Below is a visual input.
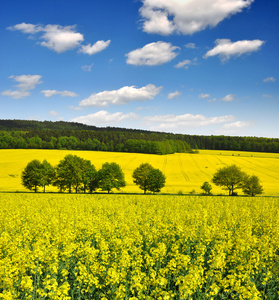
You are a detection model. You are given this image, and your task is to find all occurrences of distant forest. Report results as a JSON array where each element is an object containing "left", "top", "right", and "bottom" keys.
[{"left": 0, "top": 119, "right": 279, "bottom": 154}]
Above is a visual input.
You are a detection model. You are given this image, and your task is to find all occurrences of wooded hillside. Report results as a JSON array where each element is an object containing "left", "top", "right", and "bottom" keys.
[{"left": 0, "top": 119, "right": 278, "bottom": 153}]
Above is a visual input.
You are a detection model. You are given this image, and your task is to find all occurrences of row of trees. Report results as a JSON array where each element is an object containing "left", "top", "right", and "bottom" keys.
[
  {"left": 1, "top": 119, "right": 279, "bottom": 153},
  {"left": 21, "top": 155, "right": 166, "bottom": 194},
  {"left": 201, "top": 164, "right": 264, "bottom": 196},
  {"left": 0, "top": 132, "right": 194, "bottom": 155}
]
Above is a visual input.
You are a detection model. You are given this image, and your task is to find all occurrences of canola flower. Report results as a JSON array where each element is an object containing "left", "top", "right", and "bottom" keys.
[
  {"left": 0, "top": 193, "right": 279, "bottom": 299},
  {"left": 1, "top": 149, "right": 279, "bottom": 195}
]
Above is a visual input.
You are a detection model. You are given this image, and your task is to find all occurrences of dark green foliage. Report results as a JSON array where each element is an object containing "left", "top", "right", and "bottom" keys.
[
  {"left": 146, "top": 169, "right": 166, "bottom": 194},
  {"left": 200, "top": 181, "right": 212, "bottom": 195},
  {"left": 133, "top": 163, "right": 166, "bottom": 194},
  {"left": 80, "top": 161, "right": 97, "bottom": 193},
  {"left": 40, "top": 160, "right": 55, "bottom": 193},
  {"left": 21, "top": 159, "right": 54, "bottom": 192},
  {"left": 98, "top": 162, "right": 126, "bottom": 193},
  {"left": 132, "top": 163, "right": 154, "bottom": 194},
  {"left": 1, "top": 119, "right": 279, "bottom": 154},
  {"left": 21, "top": 160, "right": 42, "bottom": 192},
  {"left": 212, "top": 165, "right": 247, "bottom": 196},
  {"left": 242, "top": 175, "right": 264, "bottom": 196},
  {"left": 54, "top": 155, "right": 85, "bottom": 193}
]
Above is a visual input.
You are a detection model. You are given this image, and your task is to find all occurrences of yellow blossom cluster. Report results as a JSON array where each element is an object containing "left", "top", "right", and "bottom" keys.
[{"left": 0, "top": 193, "right": 279, "bottom": 299}]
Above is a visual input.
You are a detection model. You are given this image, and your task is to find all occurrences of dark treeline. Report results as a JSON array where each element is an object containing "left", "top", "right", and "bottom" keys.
[{"left": 0, "top": 119, "right": 279, "bottom": 153}]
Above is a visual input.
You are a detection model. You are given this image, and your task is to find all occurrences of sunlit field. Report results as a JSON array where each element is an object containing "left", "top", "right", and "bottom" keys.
[
  {"left": 0, "top": 193, "right": 278, "bottom": 299},
  {"left": 1, "top": 149, "right": 279, "bottom": 195}
]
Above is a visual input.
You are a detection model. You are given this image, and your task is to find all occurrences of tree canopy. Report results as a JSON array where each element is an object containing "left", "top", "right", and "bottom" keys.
[
  {"left": 200, "top": 181, "right": 212, "bottom": 195},
  {"left": 133, "top": 163, "right": 166, "bottom": 194},
  {"left": 132, "top": 163, "right": 154, "bottom": 194},
  {"left": 242, "top": 175, "right": 263, "bottom": 196},
  {"left": 212, "top": 164, "right": 247, "bottom": 196},
  {"left": 98, "top": 162, "right": 126, "bottom": 193},
  {"left": 21, "top": 159, "right": 54, "bottom": 193}
]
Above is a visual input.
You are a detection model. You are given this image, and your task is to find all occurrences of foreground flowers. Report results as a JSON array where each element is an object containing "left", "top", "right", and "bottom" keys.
[{"left": 0, "top": 194, "right": 278, "bottom": 299}]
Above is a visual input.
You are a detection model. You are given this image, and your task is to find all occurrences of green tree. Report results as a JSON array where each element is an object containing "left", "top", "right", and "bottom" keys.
[
  {"left": 80, "top": 160, "right": 97, "bottom": 193},
  {"left": 201, "top": 181, "right": 212, "bottom": 195},
  {"left": 21, "top": 160, "right": 43, "bottom": 192},
  {"left": 242, "top": 175, "right": 263, "bottom": 196},
  {"left": 146, "top": 169, "right": 166, "bottom": 194},
  {"left": 132, "top": 163, "right": 154, "bottom": 194},
  {"left": 98, "top": 162, "right": 126, "bottom": 193},
  {"left": 54, "top": 154, "right": 85, "bottom": 193},
  {"left": 40, "top": 159, "right": 55, "bottom": 193},
  {"left": 212, "top": 164, "right": 247, "bottom": 196}
]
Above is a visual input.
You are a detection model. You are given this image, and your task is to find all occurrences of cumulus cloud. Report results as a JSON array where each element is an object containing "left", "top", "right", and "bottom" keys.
[
  {"left": 7, "top": 22, "right": 42, "bottom": 34},
  {"left": 185, "top": 43, "right": 197, "bottom": 49},
  {"left": 71, "top": 110, "right": 138, "bottom": 126},
  {"left": 79, "top": 40, "right": 111, "bottom": 55},
  {"left": 139, "top": 0, "right": 254, "bottom": 35},
  {"left": 126, "top": 41, "right": 179, "bottom": 66},
  {"left": 1, "top": 90, "right": 30, "bottom": 99},
  {"left": 39, "top": 25, "right": 84, "bottom": 53},
  {"left": 204, "top": 39, "right": 264, "bottom": 62},
  {"left": 174, "top": 59, "right": 191, "bottom": 69},
  {"left": 222, "top": 94, "right": 234, "bottom": 102},
  {"left": 79, "top": 84, "right": 162, "bottom": 107},
  {"left": 8, "top": 23, "right": 110, "bottom": 54},
  {"left": 1, "top": 75, "right": 42, "bottom": 99},
  {"left": 41, "top": 90, "right": 78, "bottom": 98},
  {"left": 168, "top": 91, "right": 181, "bottom": 99},
  {"left": 143, "top": 113, "right": 235, "bottom": 132},
  {"left": 174, "top": 58, "right": 197, "bottom": 69},
  {"left": 263, "top": 77, "right": 276, "bottom": 83},
  {"left": 49, "top": 110, "right": 58, "bottom": 116},
  {"left": 219, "top": 121, "right": 253, "bottom": 134},
  {"left": 199, "top": 93, "right": 210, "bottom": 99}
]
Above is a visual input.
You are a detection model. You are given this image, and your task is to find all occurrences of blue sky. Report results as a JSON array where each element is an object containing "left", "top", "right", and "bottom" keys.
[{"left": 1, "top": 0, "right": 278, "bottom": 138}]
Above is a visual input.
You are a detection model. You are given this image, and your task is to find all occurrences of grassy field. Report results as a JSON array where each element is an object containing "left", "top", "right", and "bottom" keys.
[
  {"left": 0, "top": 193, "right": 278, "bottom": 299},
  {"left": 0, "top": 149, "right": 279, "bottom": 195}
]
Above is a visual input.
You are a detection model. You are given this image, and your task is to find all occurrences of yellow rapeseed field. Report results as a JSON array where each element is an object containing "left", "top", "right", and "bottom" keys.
[
  {"left": 0, "top": 193, "right": 278, "bottom": 299},
  {"left": 1, "top": 149, "right": 279, "bottom": 195}
]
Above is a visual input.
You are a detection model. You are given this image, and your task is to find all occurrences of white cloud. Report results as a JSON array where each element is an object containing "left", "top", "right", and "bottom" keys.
[
  {"left": 139, "top": 0, "right": 254, "bottom": 35},
  {"left": 199, "top": 93, "right": 210, "bottom": 99},
  {"left": 79, "top": 84, "right": 162, "bottom": 107},
  {"left": 219, "top": 121, "right": 253, "bottom": 134},
  {"left": 69, "top": 105, "right": 83, "bottom": 111},
  {"left": 263, "top": 77, "right": 276, "bottom": 83},
  {"left": 222, "top": 94, "right": 234, "bottom": 102},
  {"left": 204, "top": 39, "right": 264, "bottom": 62},
  {"left": 174, "top": 59, "right": 191, "bottom": 69},
  {"left": 223, "top": 121, "right": 252, "bottom": 129},
  {"left": 8, "top": 23, "right": 109, "bottom": 54},
  {"left": 71, "top": 110, "right": 138, "bottom": 126},
  {"left": 10, "top": 75, "right": 42, "bottom": 90},
  {"left": 168, "top": 91, "right": 181, "bottom": 99},
  {"left": 79, "top": 40, "right": 111, "bottom": 55},
  {"left": 7, "top": 22, "right": 42, "bottom": 34},
  {"left": 126, "top": 41, "right": 179, "bottom": 66},
  {"left": 1, "top": 90, "right": 30, "bottom": 99},
  {"left": 143, "top": 113, "right": 235, "bottom": 131},
  {"left": 39, "top": 25, "right": 84, "bottom": 53},
  {"left": 174, "top": 58, "right": 197, "bottom": 69},
  {"left": 81, "top": 63, "right": 94, "bottom": 72},
  {"left": 185, "top": 43, "right": 197, "bottom": 49},
  {"left": 41, "top": 90, "right": 78, "bottom": 98},
  {"left": 49, "top": 110, "right": 58, "bottom": 116},
  {"left": 1, "top": 75, "right": 42, "bottom": 99}
]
